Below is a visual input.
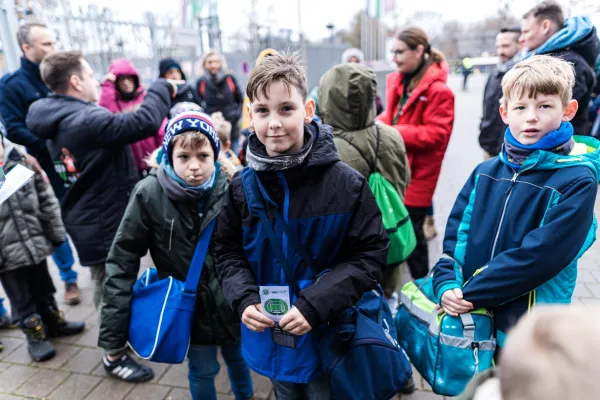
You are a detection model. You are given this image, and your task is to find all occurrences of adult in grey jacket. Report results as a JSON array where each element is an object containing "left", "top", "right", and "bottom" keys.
[{"left": 479, "top": 28, "right": 521, "bottom": 159}]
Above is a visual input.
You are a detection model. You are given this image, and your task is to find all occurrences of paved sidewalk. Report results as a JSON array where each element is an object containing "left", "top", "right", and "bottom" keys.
[{"left": 1, "top": 74, "right": 599, "bottom": 399}]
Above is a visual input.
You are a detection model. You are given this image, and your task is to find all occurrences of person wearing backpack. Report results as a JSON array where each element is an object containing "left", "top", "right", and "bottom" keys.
[
  {"left": 318, "top": 63, "right": 411, "bottom": 305},
  {"left": 196, "top": 50, "right": 244, "bottom": 155}
]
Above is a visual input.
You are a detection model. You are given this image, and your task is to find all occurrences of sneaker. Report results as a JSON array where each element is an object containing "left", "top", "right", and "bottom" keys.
[
  {"left": 64, "top": 282, "right": 81, "bottom": 305},
  {"left": 103, "top": 353, "right": 154, "bottom": 382},
  {"left": 41, "top": 306, "right": 85, "bottom": 337},
  {"left": 21, "top": 314, "right": 56, "bottom": 362},
  {"left": 400, "top": 376, "right": 416, "bottom": 394},
  {"left": 423, "top": 215, "right": 438, "bottom": 241}
]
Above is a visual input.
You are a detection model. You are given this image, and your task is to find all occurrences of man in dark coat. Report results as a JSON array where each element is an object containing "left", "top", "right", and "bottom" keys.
[
  {"left": 26, "top": 50, "right": 175, "bottom": 312},
  {"left": 0, "top": 21, "right": 82, "bottom": 303},
  {"left": 479, "top": 28, "right": 521, "bottom": 159},
  {"left": 521, "top": 1, "right": 600, "bottom": 134}
]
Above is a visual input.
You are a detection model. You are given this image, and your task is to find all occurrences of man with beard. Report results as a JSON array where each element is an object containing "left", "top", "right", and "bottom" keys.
[{"left": 479, "top": 27, "right": 521, "bottom": 159}]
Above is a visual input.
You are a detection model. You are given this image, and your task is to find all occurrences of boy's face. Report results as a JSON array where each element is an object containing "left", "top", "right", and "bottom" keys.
[
  {"left": 249, "top": 80, "right": 315, "bottom": 157},
  {"left": 500, "top": 94, "right": 578, "bottom": 145},
  {"left": 172, "top": 139, "right": 215, "bottom": 186}
]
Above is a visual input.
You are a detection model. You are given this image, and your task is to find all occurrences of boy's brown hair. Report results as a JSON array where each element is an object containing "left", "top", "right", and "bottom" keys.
[
  {"left": 500, "top": 55, "right": 575, "bottom": 108},
  {"left": 171, "top": 131, "right": 210, "bottom": 153},
  {"left": 500, "top": 305, "right": 600, "bottom": 400},
  {"left": 40, "top": 50, "right": 84, "bottom": 94},
  {"left": 211, "top": 112, "right": 232, "bottom": 143},
  {"left": 246, "top": 51, "right": 308, "bottom": 102}
]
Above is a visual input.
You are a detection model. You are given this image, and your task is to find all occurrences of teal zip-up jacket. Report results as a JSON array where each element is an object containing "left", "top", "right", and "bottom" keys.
[{"left": 432, "top": 136, "right": 600, "bottom": 346}]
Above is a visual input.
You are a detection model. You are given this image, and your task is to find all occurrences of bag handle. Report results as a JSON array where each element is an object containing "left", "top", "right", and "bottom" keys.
[{"left": 183, "top": 219, "right": 217, "bottom": 293}]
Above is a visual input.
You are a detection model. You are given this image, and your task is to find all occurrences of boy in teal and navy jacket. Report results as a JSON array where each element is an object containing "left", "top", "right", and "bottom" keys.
[{"left": 434, "top": 55, "right": 600, "bottom": 347}]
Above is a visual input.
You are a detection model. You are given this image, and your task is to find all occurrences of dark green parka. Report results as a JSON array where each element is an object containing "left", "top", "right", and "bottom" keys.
[{"left": 98, "top": 170, "right": 239, "bottom": 351}]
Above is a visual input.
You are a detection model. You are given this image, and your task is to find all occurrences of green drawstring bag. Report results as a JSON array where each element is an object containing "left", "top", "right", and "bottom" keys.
[
  {"left": 368, "top": 171, "right": 416, "bottom": 264},
  {"left": 338, "top": 127, "right": 416, "bottom": 264}
]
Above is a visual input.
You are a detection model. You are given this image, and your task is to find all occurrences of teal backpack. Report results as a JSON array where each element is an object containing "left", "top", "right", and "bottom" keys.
[{"left": 337, "top": 127, "right": 416, "bottom": 264}]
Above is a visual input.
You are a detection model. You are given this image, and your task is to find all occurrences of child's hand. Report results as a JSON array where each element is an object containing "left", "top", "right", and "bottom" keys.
[
  {"left": 242, "top": 304, "right": 274, "bottom": 332},
  {"left": 438, "top": 288, "right": 474, "bottom": 316},
  {"left": 279, "top": 306, "right": 312, "bottom": 336}
]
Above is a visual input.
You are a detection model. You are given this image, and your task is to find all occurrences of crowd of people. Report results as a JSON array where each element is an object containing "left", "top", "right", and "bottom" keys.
[{"left": 0, "top": 0, "right": 599, "bottom": 399}]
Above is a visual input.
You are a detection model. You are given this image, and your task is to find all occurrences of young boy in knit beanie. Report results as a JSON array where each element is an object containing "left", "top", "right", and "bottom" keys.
[{"left": 98, "top": 112, "right": 254, "bottom": 399}]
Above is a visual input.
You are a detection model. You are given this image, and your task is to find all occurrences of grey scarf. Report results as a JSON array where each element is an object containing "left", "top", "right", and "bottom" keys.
[
  {"left": 497, "top": 57, "right": 518, "bottom": 74},
  {"left": 157, "top": 165, "right": 208, "bottom": 203},
  {"left": 245, "top": 130, "right": 315, "bottom": 172}
]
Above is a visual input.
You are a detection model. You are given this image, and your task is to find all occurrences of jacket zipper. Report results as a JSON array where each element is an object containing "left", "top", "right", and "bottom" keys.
[
  {"left": 278, "top": 172, "right": 290, "bottom": 286},
  {"left": 490, "top": 172, "right": 518, "bottom": 258}
]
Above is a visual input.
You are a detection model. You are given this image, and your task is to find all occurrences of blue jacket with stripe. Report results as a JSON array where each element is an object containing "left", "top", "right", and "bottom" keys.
[
  {"left": 432, "top": 135, "right": 600, "bottom": 346},
  {"left": 215, "top": 122, "right": 389, "bottom": 383}
]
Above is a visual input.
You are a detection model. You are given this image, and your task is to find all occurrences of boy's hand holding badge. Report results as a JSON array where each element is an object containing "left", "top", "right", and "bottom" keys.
[{"left": 260, "top": 286, "right": 304, "bottom": 349}]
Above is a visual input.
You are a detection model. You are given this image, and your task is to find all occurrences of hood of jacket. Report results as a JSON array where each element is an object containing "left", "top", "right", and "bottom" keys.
[
  {"left": 500, "top": 135, "right": 600, "bottom": 182},
  {"left": 531, "top": 16, "right": 600, "bottom": 67},
  {"left": 27, "top": 95, "right": 92, "bottom": 141},
  {"left": 318, "top": 63, "right": 376, "bottom": 132},
  {"left": 159, "top": 58, "right": 187, "bottom": 81},
  {"left": 109, "top": 59, "right": 142, "bottom": 90}
]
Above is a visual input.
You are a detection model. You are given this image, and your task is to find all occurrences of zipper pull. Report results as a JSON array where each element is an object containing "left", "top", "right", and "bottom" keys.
[{"left": 511, "top": 173, "right": 518, "bottom": 183}]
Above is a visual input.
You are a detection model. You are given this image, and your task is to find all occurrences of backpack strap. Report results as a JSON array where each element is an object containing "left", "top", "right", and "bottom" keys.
[
  {"left": 240, "top": 168, "right": 323, "bottom": 297},
  {"left": 225, "top": 76, "right": 236, "bottom": 96},
  {"left": 335, "top": 129, "right": 378, "bottom": 175},
  {"left": 198, "top": 80, "right": 206, "bottom": 98},
  {"left": 183, "top": 219, "right": 217, "bottom": 293}
]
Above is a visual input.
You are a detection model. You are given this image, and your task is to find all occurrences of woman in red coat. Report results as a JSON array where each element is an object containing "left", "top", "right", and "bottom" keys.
[{"left": 379, "top": 27, "right": 455, "bottom": 279}]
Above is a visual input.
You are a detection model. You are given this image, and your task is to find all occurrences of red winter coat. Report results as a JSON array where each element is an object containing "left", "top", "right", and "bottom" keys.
[
  {"left": 99, "top": 59, "right": 166, "bottom": 172},
  {"left": 378, "top": 61, "right": 455, "bottom": 208}
]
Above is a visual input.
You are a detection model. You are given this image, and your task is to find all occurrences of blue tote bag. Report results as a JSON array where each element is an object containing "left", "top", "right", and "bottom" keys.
[
  {"left": 241, "top": 168, "right": 412, "bottom": 399},
  {"left": 127, "top": 219, "right": 216, "bottom": 364}
]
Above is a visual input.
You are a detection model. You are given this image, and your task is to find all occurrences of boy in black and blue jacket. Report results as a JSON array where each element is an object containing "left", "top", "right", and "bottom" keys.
[
  {"left": 434, "top": 55, "right": 600, "bottom": 347},
  {"left": 214, "top": 51, "right": 389, "bottom": 398}
]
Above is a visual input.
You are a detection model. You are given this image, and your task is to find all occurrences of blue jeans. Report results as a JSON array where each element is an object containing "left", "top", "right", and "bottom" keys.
[
  {"left": 187, "top": 343, "right": 253, "bottom": 400},
  {"left": 51, "top": 239, "right": 78, "bottom": 283},
  {"left": 271, "top": 375, "right": 333, "bottom": 400}
]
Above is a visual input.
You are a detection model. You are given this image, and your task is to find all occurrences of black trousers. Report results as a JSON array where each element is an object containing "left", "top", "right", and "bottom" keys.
[
  {"left": 0, "top": 260, "right": 57, "bottom": 326},
  {"left": 406, "top": 206, "right": 430, "bottom": 279}
]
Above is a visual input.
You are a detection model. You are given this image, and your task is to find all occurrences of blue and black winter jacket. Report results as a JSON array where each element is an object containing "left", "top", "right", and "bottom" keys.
[
  {"left": 215, "top": 122, "right": 389, "bottom": 383},
  {"left": 432, "top": 135, "right": 600, "bottom": 346}
]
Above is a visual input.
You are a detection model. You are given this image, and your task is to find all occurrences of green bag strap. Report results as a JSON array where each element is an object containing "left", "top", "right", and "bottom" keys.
[{"left": 335, "top": 126, "right": 380, "bottom": 175}]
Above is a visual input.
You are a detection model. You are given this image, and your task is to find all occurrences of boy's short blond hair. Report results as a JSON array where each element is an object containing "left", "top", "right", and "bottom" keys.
[
  {"left": 246, "top": 51, "right": 308, "bottom": 103},
  {"left": 500, "top": 305, "right": 600, "bottom": 400},
  {"left": 500, "top": 55, "right": 575, "bottom": 108},
  {"left": 211, "top": 112, "right": 232, "bottom": 143}
]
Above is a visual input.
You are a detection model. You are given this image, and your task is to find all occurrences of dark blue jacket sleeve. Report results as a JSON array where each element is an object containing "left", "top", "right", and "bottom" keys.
[
  {"left": 0, "top": 82, "right": 46, "bottom": 153},
  {"left": 433, "top": 168, "right": 479, "bottom": 301},
  {"left": 462, "top": 174, "right": 597, "bottom": 307}
]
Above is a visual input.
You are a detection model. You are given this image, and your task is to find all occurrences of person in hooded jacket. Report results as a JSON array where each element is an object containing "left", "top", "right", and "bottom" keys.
[
  {"left": 99, "top": 59, "right": 166, "bottom": 179},
  {"left": 378, "top": 27, "right": 455, "bottom": 280},
  {"left": 196, "top": 50, "right": 244, "bottom": 154},
  {"left": 520, "top": 1, "right": 600, "bottom": 134},
  {"left": 158, "top": 57, "right": 202, "bottom": 109},
  {"left": 318, "top": 62, "right": 410, "bottom": 308}
]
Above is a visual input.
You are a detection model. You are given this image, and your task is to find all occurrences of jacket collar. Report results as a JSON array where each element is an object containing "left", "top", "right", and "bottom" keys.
[
  {"left": 20, "top": 57, "right": 42, "bottom": 79},
  {"left": 394, "top": 61, "right": 449, "bottom": 115}
]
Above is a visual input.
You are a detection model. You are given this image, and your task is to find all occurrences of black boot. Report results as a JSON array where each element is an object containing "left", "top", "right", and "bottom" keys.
[
  {"left": 21, "top": 314, "right": 56, "bottom": 362},
  {"left": 41, "top": 306, "right": 85, "bottom": 337}
]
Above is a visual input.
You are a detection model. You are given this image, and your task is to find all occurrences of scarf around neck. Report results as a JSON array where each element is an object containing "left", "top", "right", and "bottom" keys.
[
  {"left": 156, "top": 150, "right": 219, "bottom": 204},
  {"left": 245, "top": 128, "right": 315, "bottom": 172},
  {"left": 503, "top": 122, "right": 575, "bottom": 169}
]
